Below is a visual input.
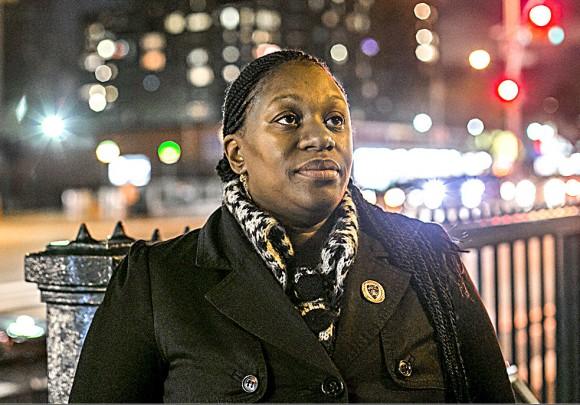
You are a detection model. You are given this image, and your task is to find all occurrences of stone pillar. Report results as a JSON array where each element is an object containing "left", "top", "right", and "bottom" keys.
[{"left": 24, "top": 222, "right": 158, "bottom": 404}]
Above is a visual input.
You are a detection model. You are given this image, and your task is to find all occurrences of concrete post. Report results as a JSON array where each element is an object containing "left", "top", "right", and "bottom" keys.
[{"left": 23, "top": 222, "right": 154, "bottom": 404}]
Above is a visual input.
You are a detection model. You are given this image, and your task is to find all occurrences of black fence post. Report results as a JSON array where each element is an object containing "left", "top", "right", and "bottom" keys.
[{"left": 555, "top": 233, "right": 580, "bottom": 403}]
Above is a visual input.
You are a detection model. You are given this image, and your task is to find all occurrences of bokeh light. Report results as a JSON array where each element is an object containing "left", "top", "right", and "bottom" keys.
[
  {"left": 222, "top": 64, "right": 241, "bottom": 82},
  {"left": 414, "top": 3, "right": 431, "bottom": 20},
  {"left": 187, "top": 12, "right": 213, "bottom": 32},
  {"left": 497, "top": 79, "right": 519, "bottom": 102},
  {"left": 187, "top": 48, "right": 209, "bottom": 66},
  {"left": 158, "top": 141, "right": 182, "bottom": 165},
  {"left": 108, "top": 155, "right": 151, "bottom": 187},
  {"left": 543, "top": 178, "right": 566, "bottom": 208},
  {"left": 413, "top": 113, "right": 432, "bottom": 133},
  {"left": 360, "top": 38, "right": 379, "bottom": 56},
  {"left": 361, "top": 189, "right": 377, "bottom": 205},
  {"left": 529, "top": 4, "right": 552, "bottom": 27},
  {"left": 165, "top": 12, "right": 186, "bottom": 34},
  {"left": 468, "top": 49, "right": 491, "bottom": 70},
  {"left": 141, "top": 50, "right": 166, "bottom": 71},
  {"left": 467, "top": 118, "right": 485, "bottom": 136},
  {"left": 515, "top": 179, "right": 536, "bottom": 208},
  {"left": 548, "top": 26, "right": 565, "bottom": 45},
  {"left": 220, "top": 7, "right": 240, "bottom": 30},
  {"left": 384, "top": 187, "right": 406, "bottom": 208},
  {"left": 41, "top": 116, "right": 65, "bottom": 138},
  {"left": 222, "top": 46, "right": 240, "bottom": 63},
  {"left": 96, "top": 140, "right": 120, "bottom": 163},
  {"left": 415, "top": 44, "right": 439, "bottom": 63},
  {"left": 330, "top": 44, "right": 348, "bottom": 63},
  {"left": 566, "top": 179, "right": 580, "bottom": 197},
  {"left": 423, "top": 180, "right": 446, "bottom": 209},
  {"left": 407, "top": 189, "right": 424, "bottom": 207},
  {"left": 500, "top": 181, "right": 516, "bottom": 201},
  {"left": 97, "top": 39, "right": 116, "bottom": 59},
  {"left": 416, "top": 29, "right": 434, "bottom": 45},
  {"left": 89, "top": 93, "right": 107, "bottom": 112},
  {"left": 188, "top": 66, "right": 214, "bottom": 87},
  {"left": 461, "top": 179, "right": 485, "bottom": 208}
]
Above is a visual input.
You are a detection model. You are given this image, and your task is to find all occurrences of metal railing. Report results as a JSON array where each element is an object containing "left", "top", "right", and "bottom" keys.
[{"left": 448, "top": 212, "right": 580, "bottom": 403}]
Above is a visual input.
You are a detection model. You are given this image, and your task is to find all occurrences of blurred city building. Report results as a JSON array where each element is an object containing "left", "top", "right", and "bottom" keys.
[{"left": 0, "top": 0, "right": 579, "bottom": 217}]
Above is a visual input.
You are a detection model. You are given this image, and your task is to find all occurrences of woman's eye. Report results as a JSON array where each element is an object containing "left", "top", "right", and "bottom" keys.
[
  {"left": 326, "top": 115, "right": 344, "bottom": 129},
  {"left": 275, "top": 114, "right": 299, "bottom": 126}
]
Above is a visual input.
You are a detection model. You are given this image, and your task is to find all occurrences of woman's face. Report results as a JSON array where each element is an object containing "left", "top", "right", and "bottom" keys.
[{"left": 226, "top": 61, "right": 353, "bottom": 228}]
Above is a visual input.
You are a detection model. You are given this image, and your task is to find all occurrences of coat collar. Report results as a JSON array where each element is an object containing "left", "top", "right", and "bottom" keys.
[
  {"left": 199, "top": 207, "right": 340, "bottom": 374},
  {"left": 197, "top": 206, "right": 411, "bottom": 375}
]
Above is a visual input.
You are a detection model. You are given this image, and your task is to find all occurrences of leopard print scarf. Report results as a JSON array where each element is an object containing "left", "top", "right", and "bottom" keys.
[{"left": 223, "top": 177, "right": 359, "bottom": 353}]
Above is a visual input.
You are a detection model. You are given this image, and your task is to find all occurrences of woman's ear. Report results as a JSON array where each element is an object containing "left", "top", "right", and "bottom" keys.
[{"left": 223, "top": 134, "right": 246, "bottom": 175}]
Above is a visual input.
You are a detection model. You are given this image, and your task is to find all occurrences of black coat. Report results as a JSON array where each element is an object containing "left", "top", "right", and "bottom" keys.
[{"left": 69, "top": 205, "right": 515, "bottom": 403}]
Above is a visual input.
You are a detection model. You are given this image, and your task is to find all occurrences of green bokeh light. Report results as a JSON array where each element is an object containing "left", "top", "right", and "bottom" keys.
[{"left": 158, "top": 140, "right": 181, "bottom": 164}]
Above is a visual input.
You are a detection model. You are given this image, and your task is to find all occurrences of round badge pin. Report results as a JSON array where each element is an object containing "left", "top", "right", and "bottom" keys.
[{"left": 361, "top": 280, "right": 385, "bottom": 304}]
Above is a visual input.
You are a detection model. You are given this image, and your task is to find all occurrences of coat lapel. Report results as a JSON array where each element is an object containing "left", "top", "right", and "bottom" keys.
[
  {"left": 332, "top": 231, "right": 412, "bottom": 372},
  {"left": 199, "top": 208, "right": 339, "bottom": 375}
]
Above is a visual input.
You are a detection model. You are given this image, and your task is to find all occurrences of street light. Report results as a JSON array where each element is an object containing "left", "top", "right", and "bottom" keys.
[
  {"left": 496, "top": 79, "right": 520, "bottom": 102},
  {"left": 468, "top": 49, "right": 491, "bottom": 70},
  {"left": 528, "top": 4, "right": 552, "bottom": 27},
  {"left": 41, "top": 115, "right": 65, "bottom": 138}
]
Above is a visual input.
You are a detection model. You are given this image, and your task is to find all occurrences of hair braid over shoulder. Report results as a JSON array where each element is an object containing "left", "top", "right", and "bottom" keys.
[{"left": 349, "top": 184, "right": 471, "bottom": 402}]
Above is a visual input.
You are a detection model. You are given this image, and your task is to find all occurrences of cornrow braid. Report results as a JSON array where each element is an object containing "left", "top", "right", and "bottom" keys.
[
  {"left": 349, "top": 183, "right": 471, "bottom": 402},
  {"left": 216, "top": 49, "right": 345, "bottom": 182}
]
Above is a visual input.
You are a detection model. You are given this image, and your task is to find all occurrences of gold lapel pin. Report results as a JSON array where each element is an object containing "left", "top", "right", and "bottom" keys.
[{"left": 361, "top": 280, "right": 385, "bottom": 304}]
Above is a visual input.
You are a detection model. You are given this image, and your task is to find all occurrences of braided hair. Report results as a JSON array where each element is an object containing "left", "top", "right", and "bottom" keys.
[
  {"left": 215, "top": 49, "right": 472, "bottom": 401},
  {"left": 216, "top": 49, "right": 344, "bottom": 182},
  {"left": 349, "top": 185, "right": 471, "bottom": 402}
]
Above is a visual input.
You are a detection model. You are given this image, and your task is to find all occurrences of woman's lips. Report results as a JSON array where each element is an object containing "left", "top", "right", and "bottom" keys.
[{"left": 295, "top": 159, "right": 341, "bottom": 180}]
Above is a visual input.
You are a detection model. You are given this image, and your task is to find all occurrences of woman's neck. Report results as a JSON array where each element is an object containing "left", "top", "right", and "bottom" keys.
[{"left": 286, "top": 216, "right": 334, "bottom": 266}]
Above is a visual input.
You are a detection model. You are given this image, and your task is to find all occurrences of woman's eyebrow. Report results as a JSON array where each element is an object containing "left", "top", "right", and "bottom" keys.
[{"left": 268, "top": 94, "right": 346, "bottom": 105}]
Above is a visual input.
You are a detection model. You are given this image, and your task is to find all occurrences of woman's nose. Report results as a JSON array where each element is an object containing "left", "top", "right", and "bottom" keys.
[{"left": 298, "top": 123, "right": 336, "bottom": 151}]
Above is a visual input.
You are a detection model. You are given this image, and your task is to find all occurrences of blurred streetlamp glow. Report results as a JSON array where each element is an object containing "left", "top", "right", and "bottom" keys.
[
  {"left": 467, "top": 118, "right": 485, "bottom": 136},
  {"left": 41, "top": 115, "right": 65, "bottom": 138},
  {"left": 384, "top": 188, "right": 406, "bottom": 208},
  {"left": 330, "top": 44, "right": 348, "bottom": 63},
  {"left": 96, "top": 140, "right": 120, "bottom": 163},
  {"left": 468, "top": 49, "right": 491, "bottom": 70},
  {"left": 414, "top": 3, "right": 431, "bottom": 20},
  {"left": 544, "top": 178, "right": 566, "bottom": 208},
  {"left": 423, "top": 180, "right": 446, "bottom": 209},
  {"left": 497, "top": 79, "right": 520, "bottom": 102},
  {"left": 361, "top": 189, "right": 377, "bottom": 205},
  {"left": 529, "top": 4, "right": 552, "bottom": 27},
  {"left": 461, "top": 179, "right": 485, "bottom": 208},
  {"left": 413, "top": 113, "right": 432, "bottom": 133},
  {"left": 548, "top": 26, "right": 565, "bottom": 45},
  {"left": 500, "top": 181, "right": 516, "bottom": 201},
  {"left": 515, "top": 179, "right": 536, "bottom": 208}
]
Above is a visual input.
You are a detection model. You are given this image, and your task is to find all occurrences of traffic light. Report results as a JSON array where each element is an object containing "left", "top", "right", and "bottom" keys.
[
  {"left": 496, "top": 79, "right": 521, "bottom": 102},
  {"left": 524, "top": 0, "right": 562, "bottom": 39}
]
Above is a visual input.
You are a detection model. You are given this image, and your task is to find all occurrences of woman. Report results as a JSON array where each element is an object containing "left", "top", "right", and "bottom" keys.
[{"left": 70, "top": 50, "right": 514, "bottom": 402}]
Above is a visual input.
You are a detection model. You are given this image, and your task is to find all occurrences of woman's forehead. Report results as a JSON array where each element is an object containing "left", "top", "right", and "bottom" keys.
[{"left": 255, "top": 61, "right": 346, "bottom": 103}]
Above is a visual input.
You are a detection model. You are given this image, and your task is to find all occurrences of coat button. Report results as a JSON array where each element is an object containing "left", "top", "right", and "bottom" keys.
[
  {"left": 241, "top": 375, "right": 259, "bottom": 393},
  {"left": 398, "top": 360, "right": 413, "bottom": 377},
  {"left": 321, "top": 376, "right": 344, "bottom": 397}
]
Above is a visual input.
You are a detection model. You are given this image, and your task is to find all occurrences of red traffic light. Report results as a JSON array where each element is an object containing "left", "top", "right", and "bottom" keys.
[
  {"left": 528, "top": 4, "right": 553, "bottom": 27},
  {"left": 496, "top": 79, "right": 520, "bottom": 102}
]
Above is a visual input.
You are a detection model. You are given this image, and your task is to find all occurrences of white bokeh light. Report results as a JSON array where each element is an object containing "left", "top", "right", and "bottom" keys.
[
  {"left": 413, "top": 113, "right": 433, "bottom": 133},
  {"left": 467, "top": 118, "right": 485, "bottom": 136},
  {"left": 41, "top": 115, "right": 65, "bottom": 138},
  {"left": 423, "top": 180, "right": 446, "bottom": 209},
  {"left": 460, "top": 179, "right": 485, "bottom": 208}
]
